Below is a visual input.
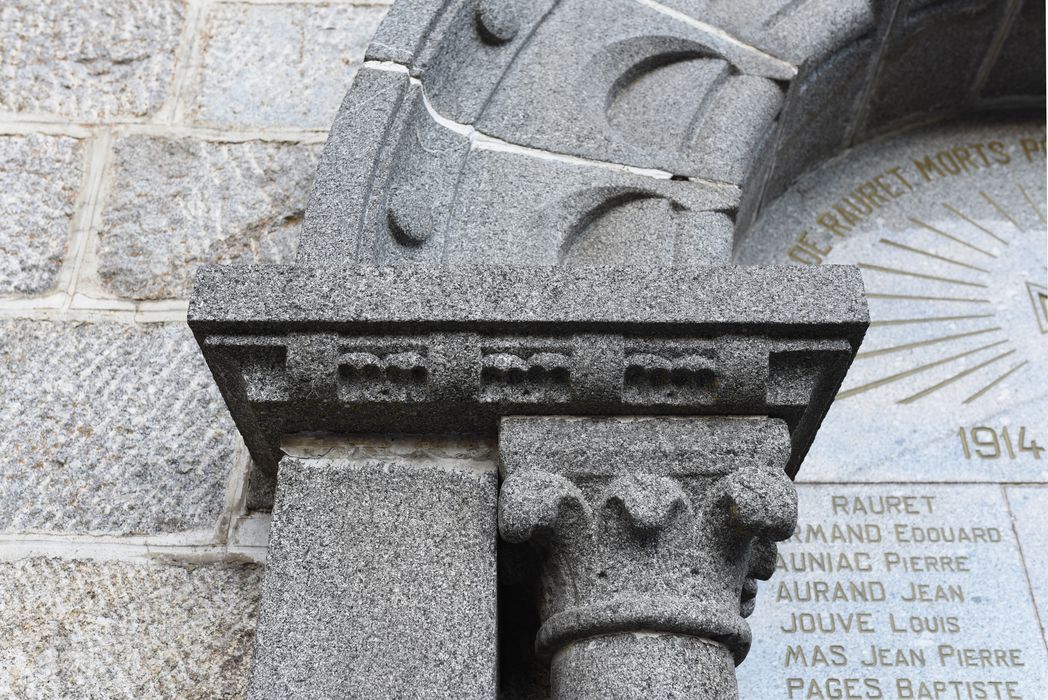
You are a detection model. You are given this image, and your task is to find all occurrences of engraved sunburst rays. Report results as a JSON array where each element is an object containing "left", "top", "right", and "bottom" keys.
[{"left": 838, "top": 181, "right": 1045, "bottom": 406}]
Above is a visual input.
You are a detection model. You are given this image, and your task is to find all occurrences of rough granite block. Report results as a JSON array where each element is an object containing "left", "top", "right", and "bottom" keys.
[
  {"left": 365, "top": 0, "right": 447, "bottom": 65},
  {"left": 298, "top": 67, "right": 410, "bottom": 265},
  {"left": 756, "top": 34, "right": 874, "bottom": 213},
  {"left": 438, "top": 149, "right": 737, "bottom": 267},
  {"left": 407, "top": 0, "right": 560, "bottom": 124},
  {"left": 861, "top": 0, "right": 1008, "bottom": 136},
  {"left": 499, "top": 415, "right": 792, "bottom": 479},
  {"left": 249, "top": 444, "right": 498, "bottom": 699},
  {"left": 0, "top": 320, "right": 237, "bottom": 536},
  {"left": 0, "top": 558, "right": 261, "bottom": 700},
  {"left": 498, "top": 416, "right": 797, "bottom": 699},
  {"left": 191, "top": 264, "right": 868, "bottom": 334},
  {"left": 97, "top": 136, "right": 321, "bottom": 300},
  {"left": 190, "top": 3, "right": 386, "bottom": 129},
  {"left": 0, "top": 134, "right": 82, "bottom": 296},
  {"left": 980, "top": 0, "right": 1046, "bottom": 101},
  {"left": 551, "top": 634, "right": 737, "bottom": 700},
  {"left": 0, "top": 0, "right": 184, "bottom": 121},
  {"left": 299, "top": 69, "right": 740, "bottom": 267}
]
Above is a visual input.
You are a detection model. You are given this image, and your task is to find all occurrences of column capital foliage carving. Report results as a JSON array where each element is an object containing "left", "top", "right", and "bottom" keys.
[{"left": 498, "top": 416, "right": 797, "bottom": 663}]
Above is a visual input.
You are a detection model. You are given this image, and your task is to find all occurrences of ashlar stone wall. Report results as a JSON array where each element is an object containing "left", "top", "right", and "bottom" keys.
[{"left": 0, "top": 1, "right": 389, "bottom": 696}]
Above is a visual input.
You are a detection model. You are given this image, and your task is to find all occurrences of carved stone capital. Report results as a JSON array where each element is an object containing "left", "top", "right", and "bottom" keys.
[{"left": 498, "top": 416, "right": 797, "bottom": 697}]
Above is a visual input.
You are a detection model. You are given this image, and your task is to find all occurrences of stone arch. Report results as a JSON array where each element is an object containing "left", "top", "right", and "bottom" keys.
[{"left": 297, "top": 0, "right": 1044, "bottom": 268}]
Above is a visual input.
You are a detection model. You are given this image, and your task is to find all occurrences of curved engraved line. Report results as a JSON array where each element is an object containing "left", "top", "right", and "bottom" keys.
[
  {"left": 536, "top": 596, "right": 752, "bottom": 663},
  {"left": 605, "top": 50, "right": 713, "bottom": 114},
  {"left": 558, "top": 191, "right": 663, "bottom": 263},
  {"left": 355, "top": 79, "right": 410, "bottom": 262},
  {"left": 475, "top": 0, "right": 563, "bottom": 121},
  {"left": 759, "top": 0, "right": 815, "bottom": 29},
  {"left": 682, "top": 62, "right": 732, "bottom": 151},
  {"left": 634, "top": 0, "right": 797, "bottom": 78}
]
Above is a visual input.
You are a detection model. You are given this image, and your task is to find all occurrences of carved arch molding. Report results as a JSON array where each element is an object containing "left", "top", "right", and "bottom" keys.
[
  {"left": 299, "top": 0, "right": 1043, "bottom": 268},
  {"left": 191, "top": 0, "right": 1043, "bottom": 504}
]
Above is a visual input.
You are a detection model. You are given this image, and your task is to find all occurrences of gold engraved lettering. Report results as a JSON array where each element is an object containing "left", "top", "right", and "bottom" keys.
[
  {"left": 959, "top": 426, "right": 1045, "bottom": 460},
  {"left": 896, "top": 678, "right": 1022, "bottom": 700},
  {"left": 777, "top": 550, "right": 873, "bottom": 574},
  {"left": 786, "top": 677, "right": 884, "bottom": 699},
  {"left": 776, "top": 579, "right": 886, "bottom": 603},
  {"left": 886, "top": 166, "right": 914, "bottom": 192},
  {"left": 1019, "top": 135, "right": 1046, "bottom": 161},
  {"left": 817, "top": 211, "right": 851, "bottom": 237},
  {"left": 893, "top": 523, "right": 1002, "bottom": 544},
  {"left": 860, "top": 644, "right": 926, "bottom": 667},
  {"left": 900, "top": 582, "right": 964, "bottom": 603},
  {"left": 889, "top": 612, "right": 961, "bottom": 635},
  {"left": 791, "top": 522, "right": 882, "bottom": 544},
  {"left": 784, "top": 644, "right": 848, "bottom": 667},
  {"left": 914, "top": 142, "right": 1014, "bottom": 182},
  {"left": 832, "top": 495, "right": 935, "bottom": 516},
  {"left": 884, "top": 552, "right": 970, "bottom": 573},
  {"left": 788, "top": 231, "right": 834, "bottom": 265},
  {"left": 988, "top": 140, "right": 1011, "bottom": 164},
  {"left": 781, "top": 612, "right": 876, "bottom": 634},
  {"left": 937, "top": 644, "right": 1025, "bottom": 668},
  {"left": 914, "top": 154, "right": 946, "bottom": 181}
]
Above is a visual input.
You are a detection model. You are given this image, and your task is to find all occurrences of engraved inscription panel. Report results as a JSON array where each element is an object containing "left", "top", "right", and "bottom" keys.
[
  {"left": 738, "top": 485, "right": 1048, "bottom": 699},
  {"left": 739, "top": 119, "right": 1047, "bottom": 483}
]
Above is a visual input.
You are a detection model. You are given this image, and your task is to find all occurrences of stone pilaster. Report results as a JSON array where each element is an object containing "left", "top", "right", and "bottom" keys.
[
  {"left": 249, "top": 437, "right": 499, "bottom": 699},
  {"left": 498, "top": 416, "right": 797, "bottom": 699}
]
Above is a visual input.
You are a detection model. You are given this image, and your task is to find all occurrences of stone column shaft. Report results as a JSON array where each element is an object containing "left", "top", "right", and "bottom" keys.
[{"left": 552, "top": 633, "right": 737, "bottom": 699}]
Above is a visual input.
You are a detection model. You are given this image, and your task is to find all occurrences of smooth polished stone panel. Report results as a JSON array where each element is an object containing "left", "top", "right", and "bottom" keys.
[
  {"left": 249, "top": 438, "right": 498, "bottom": 699},
  {"left": 740, "top": 119, "right": 1048, "bottom": 484},
  {"left": 738, "top": 484, "right": 1048, "bottom": 699},
  {"left": 1005, "top": 486, "right": 1048, "bottom": 643}
]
